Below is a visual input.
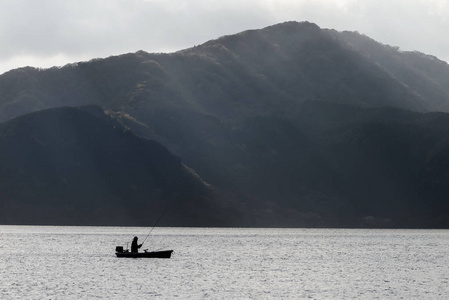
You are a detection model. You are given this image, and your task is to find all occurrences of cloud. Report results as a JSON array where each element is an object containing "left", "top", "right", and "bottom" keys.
[{"left": 0, "top": 0, "right": 448, "bottom": 75}]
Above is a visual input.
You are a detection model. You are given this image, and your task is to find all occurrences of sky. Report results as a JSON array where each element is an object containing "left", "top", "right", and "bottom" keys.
[{"left": 1, "top": 0, "right": 448, "bottom": 75}]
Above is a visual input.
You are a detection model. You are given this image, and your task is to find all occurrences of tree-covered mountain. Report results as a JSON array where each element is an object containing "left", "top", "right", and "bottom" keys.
[
  {"left": 0, "top": 106, "right": 238, "bottom": 226},
  {"left": 2, "top": 21, "right": 449, "bottom": 123},
  {"left": 1, "top": 21, "right": 449, "bottom": 227},
  {"left": 2, "top": 102, "right": 449, "bottom": 227}
]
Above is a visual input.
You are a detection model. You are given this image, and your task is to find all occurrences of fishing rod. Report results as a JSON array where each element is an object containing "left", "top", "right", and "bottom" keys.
[{"left": 141, "top": 203, "right": 170, "bottom": 246}]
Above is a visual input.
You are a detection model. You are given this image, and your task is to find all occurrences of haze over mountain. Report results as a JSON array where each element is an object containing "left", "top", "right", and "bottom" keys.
[{"left": 1, "top": 22, "right": 449, "bottom": 227}]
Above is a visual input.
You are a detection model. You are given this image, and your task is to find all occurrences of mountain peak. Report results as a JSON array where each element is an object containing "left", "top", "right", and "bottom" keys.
[{"left": 263, "top": 20, "right": 321, "bottom": 31}]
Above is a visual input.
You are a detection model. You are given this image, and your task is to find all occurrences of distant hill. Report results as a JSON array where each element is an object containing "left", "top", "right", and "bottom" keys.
[
  {"left": 0, "top": 106, "right": 237, "bottom": 226},
  {"left": 2, "top": 103, "right": 449, "bottom": 227},
  {"left": 1, "top": 21, "right": 449, "bottom": 227}
]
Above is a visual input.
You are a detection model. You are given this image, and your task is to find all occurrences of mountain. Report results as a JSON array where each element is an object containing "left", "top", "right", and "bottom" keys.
[
  {"left": 1, "top": 21, "right": 449, "bottom": 227},
  {"left": 0, "top": 106, "right": 236, "bottom": 226},
  {"left": 3, "top": 102, "right": 449, "bottom": 227},
  {"left": 2, "top": 22, "right": 449, "bottom": 123}
]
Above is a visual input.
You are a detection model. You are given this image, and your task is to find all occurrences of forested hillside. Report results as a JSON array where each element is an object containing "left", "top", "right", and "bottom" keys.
[
  {"left": 2, "top": 22, "right": 449, "bottom": 123},
  {"left": 0, "top": 106, "right": 235, "bottom": 226}
]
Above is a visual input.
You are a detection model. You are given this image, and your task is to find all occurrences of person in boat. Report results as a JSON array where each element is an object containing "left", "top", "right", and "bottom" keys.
[{"left": 131, "top": 236, "right": 143, "bottom": 253}]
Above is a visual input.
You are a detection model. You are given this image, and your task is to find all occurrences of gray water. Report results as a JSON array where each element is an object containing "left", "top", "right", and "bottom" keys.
[{"left": 1, "top": 226, "right": 448, "bottom": 299}]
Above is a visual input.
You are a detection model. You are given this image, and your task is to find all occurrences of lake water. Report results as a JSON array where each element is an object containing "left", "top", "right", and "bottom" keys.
[{"left": 1, "top": 226, "right": 448, "bottom": 299}]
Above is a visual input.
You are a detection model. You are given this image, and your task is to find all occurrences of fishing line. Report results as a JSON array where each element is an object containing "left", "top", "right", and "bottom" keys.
[{"left": 141, "top": 202, "right": 170, "bottom": 246}]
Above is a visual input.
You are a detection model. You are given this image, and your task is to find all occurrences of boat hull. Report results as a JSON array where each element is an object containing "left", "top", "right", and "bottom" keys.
[{"left": 116, "top": 250, "right": 173, "bottom": 258}]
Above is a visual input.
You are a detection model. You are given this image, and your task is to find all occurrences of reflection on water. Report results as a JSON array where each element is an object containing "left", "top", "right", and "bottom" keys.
[{"left": 1, "top": 226, "right": 448, "bottom": 299}]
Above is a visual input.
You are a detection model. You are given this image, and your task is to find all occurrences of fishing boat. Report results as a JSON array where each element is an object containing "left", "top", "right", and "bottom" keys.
[
  {"left": 115, "top": 247, "right": 173, "bottom": 258},
  {"left": 115, "top": 205, "right": 173, "bottom": 258}
]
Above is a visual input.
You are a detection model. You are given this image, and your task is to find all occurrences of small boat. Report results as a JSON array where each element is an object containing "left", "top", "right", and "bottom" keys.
[
  {"left": 115, "top": 246, "right": 173, "bottom": 258},
  {"left": 116, "top": 207, "right": 173, "bottom": 258}
]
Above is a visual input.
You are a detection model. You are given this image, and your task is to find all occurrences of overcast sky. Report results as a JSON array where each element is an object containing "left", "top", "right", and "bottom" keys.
[{"left": 1, "top": 0, "right": 448, "bottom": 75}]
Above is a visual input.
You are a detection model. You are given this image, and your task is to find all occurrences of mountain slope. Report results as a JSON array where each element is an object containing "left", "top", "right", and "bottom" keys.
[
  {"left": 330, "top": 29, "right": 449, "bottom": 111},
  {"left": 2, "top": 103, "right": 449, "bottom": 227},
  {"left": 109, "top": 100, "right": 449, "bottom": 228},
  {"left": 180, "top": 21, "right": 429, "bottom": 112},
  {"left": 0, "top": 106, "right": 227, "bottom": 226}
]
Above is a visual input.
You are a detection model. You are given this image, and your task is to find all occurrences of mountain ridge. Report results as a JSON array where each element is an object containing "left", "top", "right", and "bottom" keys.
[{"left": 2, "top": 21, "right": 449, "bottom": 123}]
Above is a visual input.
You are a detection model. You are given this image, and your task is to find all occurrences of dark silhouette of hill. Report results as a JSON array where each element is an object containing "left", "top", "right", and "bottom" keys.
[
  {"left": 2, "top": 102, "right": 449, "bottom": 227},
  {"left": 1, "top": 22, "right": 449, "bottom": 227},
  {"left": 0, "top": 106, "right": 236, "bottom": 226},
  {"left": 117, "top": 100, "right": 449, "bottom": 228},
  {"left": 291, "top": 102, "right": 449, "bottom": 227}
]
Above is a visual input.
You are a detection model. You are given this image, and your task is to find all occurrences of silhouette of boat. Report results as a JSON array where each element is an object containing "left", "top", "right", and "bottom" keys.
[
  {"left": 115, "top": 207, "right": 173, "bottom": 258},
  {"left": 115, "top": 246, "right": 173, "bottom": 258}
]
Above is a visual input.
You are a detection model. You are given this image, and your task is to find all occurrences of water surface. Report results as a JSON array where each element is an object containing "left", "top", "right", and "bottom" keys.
[{"left": 1, "top": 226, "right": 448, "bottom": 299}]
